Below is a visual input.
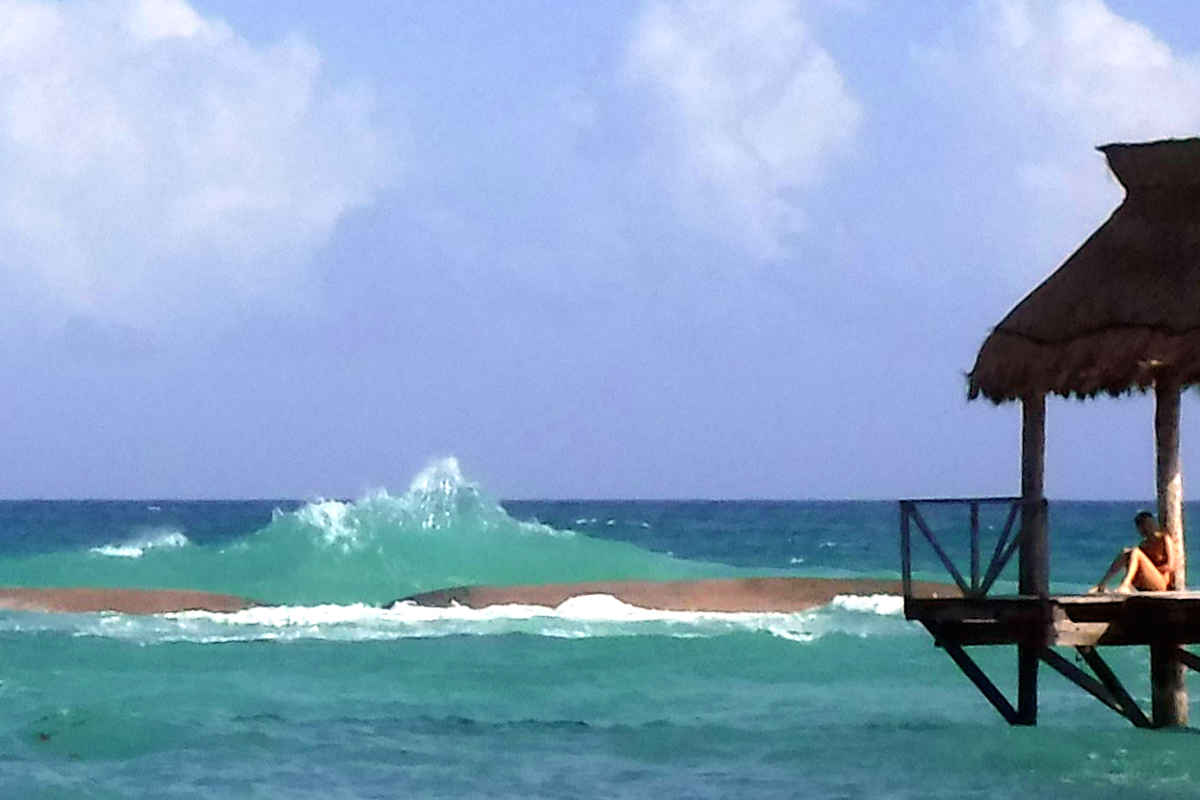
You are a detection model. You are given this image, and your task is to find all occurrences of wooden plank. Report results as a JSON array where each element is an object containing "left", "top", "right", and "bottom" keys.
[
  {"left": 909, "top": 595, "right": 1200, "bottom": 646},
  {"left": 907, "top": 597, "right": 1045, "bottom": 622},
  {"left": 927, "top": 622, "right": 1107, "bottom": 649},
  {"left": 934, "top": 635, "right": 1018, "bottom": 724},
  {"left": 1076, "top": 647, "right": 1151, "bottom": 728},
  {"left": 909, "top": 505, "right": 971, "bottom": 594},
  {"left": 927, "top": 621, "right": 1047, "bottom": 647},
  {"left": 1049, "top": 620, "right": 1112, "bottom": 648},
  {"left": 1055, "top": 594, "right": 1134, "bottom": 605}
]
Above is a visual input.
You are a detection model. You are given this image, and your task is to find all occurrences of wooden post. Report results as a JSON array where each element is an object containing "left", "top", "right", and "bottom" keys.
[
  {"left": 1156, "top": 378, "right": 1185, "bottom": 589},
  {"left": 1153, "top": 377, "right": 1187, "bottom": 727},
  {"left": 1151, "top": 642, "right": 1187, "bottom": 728},
  {"left": 1020, "top": 393, "right": 1048, "bottom": 596},
  {"left": 1017, "top": 393, "right": 1047, "bottom": 725}
]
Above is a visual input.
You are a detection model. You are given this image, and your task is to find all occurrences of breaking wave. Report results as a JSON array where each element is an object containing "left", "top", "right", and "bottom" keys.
[{"left": 0, "top": 458, "right": 728, "bottom": 605}]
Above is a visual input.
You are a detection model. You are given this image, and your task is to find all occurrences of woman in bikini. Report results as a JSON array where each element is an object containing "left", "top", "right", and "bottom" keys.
[{"left": 1091, "top": 511, "right": 1178, "bottom": 594}]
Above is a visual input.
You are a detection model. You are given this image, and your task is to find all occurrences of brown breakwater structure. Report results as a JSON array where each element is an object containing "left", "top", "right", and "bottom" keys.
[
  {"left": 393, "top": 577, "right": 958, "bottom": 613},
  {"left": 0, "top": 577, "right": 958, "bottom": 615},
  {"left": 0, "top": 587, "right": 257, "bottom": 614}
]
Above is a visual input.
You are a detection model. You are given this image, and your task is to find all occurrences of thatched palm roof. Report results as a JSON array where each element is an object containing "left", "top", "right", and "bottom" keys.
[{"left": 969, "top": 138, "right": 1200, "bottom": 403}]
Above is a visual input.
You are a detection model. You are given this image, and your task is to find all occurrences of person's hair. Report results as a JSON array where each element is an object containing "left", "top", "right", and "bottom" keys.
[{"left": 1134, "top": 511, "right": 1156, "bottom": 525}]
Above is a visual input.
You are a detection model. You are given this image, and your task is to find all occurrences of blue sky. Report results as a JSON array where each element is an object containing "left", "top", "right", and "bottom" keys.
[{"left": 4, "top": 0, "right": 1200, "bottom": 499}]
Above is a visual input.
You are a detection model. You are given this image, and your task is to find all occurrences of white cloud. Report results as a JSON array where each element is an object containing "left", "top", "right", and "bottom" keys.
[
  {"left": 936, "top": 0, "right": 1200, "bottom": 264},
  {"left": 625, "top": 0, "right": 862, "bottom": 258},
  {"left": 0, "top": 0, "right": 393, "bottom": 330}
]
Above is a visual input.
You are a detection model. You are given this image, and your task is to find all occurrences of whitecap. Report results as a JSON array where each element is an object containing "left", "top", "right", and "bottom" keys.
[
  {"left": 90, "top": 529, "right": 190, "bottom": 558},
  {"left": 829, "top": 594, "right": 904, "bottom": 616}
]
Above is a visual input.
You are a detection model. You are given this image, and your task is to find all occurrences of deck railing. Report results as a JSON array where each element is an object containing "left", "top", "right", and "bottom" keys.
[{"left": 899, "top": 497, "right": 1047, "bottom": 599}]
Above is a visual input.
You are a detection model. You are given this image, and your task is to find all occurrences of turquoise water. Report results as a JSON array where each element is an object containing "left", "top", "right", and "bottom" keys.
[{"left": 3, "top": 459, "right": 1200, "bottom": 797}]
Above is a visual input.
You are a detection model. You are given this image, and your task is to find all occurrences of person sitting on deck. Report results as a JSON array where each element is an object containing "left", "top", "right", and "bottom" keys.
[{"left": 1090, "top": 511, "right": 1178, "bottom": 594}]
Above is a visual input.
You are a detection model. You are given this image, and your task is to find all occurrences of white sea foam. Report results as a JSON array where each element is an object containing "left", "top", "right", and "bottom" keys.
[
  {"left": 0, "top": 593, "right": 919, "bottom": 645},
  {"left": 90, "top": 530, "right": 190, "bottom": 558},
  {"left": 829, "top": 594, "right": 904, "bottom": 616}
]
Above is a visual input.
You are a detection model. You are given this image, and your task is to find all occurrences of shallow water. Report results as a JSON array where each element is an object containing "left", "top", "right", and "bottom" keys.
[{"left": 2, "top": 459, "right": 1198, "bottom": 798}]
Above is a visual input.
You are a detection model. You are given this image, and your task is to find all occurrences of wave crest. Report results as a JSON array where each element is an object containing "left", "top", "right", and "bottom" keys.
[
  {"left": 90, "top": 530, "right": 191, "bottom": 559},
  {"left": 0, "top": 458, "right": 719, "bottom": 605}
]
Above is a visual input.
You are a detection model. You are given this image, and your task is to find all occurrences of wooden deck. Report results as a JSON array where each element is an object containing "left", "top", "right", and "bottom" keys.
[
  {"left": 900, "top": 498, "right": 1200, "bottom": 727},
  {"left": 907, "top": 592, "right": 1200, "bottom": 647},
  {"left": 907, "top": 591, "right": 1200, "bottom": 728}
]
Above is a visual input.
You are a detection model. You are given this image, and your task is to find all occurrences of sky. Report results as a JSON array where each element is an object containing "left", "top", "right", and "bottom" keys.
[{"left": 4, "top": 0, "right": 1200, "bottom": 500}]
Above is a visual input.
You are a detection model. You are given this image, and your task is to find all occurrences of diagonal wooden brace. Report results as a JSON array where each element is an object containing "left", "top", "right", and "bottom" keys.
[
  {"left": 1039, "top": 648, "right": 1129, "bottom": 721},
  {"left": 1175, "top": 647, "right": 1200, "bottom": 674},
  {"left": 934, "top": 635, "right": 1019, "bottom": 724},
  {"left": 1076, "top": 646, "right": 1151, "bottom": 728}
]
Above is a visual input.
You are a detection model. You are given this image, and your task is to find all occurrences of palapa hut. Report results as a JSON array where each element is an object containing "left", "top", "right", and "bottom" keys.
[
  {"left": 970, "top": 138, "right": 1200, "bottom": 409},
  {"left": 967, "top": 137, "right": 1200, "bottom": 726}
]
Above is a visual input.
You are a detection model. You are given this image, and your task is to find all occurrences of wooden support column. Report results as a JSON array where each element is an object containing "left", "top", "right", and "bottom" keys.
[
  {"left": 1017, "top": 393, "right": 1047, "bottom": 725},
  {"left": 1153, "top": 377, "right": 1187, "bottom": 727},
  {"left": 1015, "top": 643, "right": 1038, "bottom": 725},
  {"left": 1020, "top": 393, "right": 1048, "bottom": 596},
  {"left": 1152, "top": 641, "right": 1188, "bottom": 728},
  {"left": 1156, "top": 377, "right": 1185, "bottom": 588}
]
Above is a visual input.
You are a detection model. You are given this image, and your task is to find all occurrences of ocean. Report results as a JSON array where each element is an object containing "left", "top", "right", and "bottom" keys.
[{"left": 3, "top": 458, "right": 1200, "bottom": 798}]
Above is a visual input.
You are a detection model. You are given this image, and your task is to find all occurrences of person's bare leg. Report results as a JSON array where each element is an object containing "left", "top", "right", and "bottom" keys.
[
  {"left": 1091, "top": 549, "right": 1132, "bottom": 592},
  {"left": 1113, "top": 551, "right": 1139, "bottom": 593},
  {"left": 1115, "top": 548, "right": 1168, "bottom": 593}
]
